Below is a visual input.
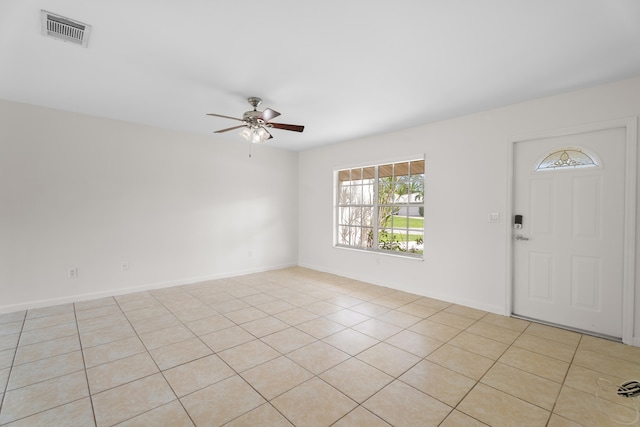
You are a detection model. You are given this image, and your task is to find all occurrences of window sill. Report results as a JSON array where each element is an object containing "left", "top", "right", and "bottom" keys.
[{"left": 334, "top": 245, "right": 424, "bottom": 261}]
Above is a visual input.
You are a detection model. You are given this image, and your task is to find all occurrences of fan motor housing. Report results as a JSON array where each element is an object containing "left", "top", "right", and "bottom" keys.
[{"left": 243, "top": 110, "right": 265, "bottom": 126}]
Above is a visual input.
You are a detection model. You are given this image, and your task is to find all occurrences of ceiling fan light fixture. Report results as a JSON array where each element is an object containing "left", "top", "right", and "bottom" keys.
[
  {"left": 254, "top": 126, "right": 270, "bottom": 142},
  {"left": 239, "top": 127, "right": 252, "bottom": 141},
  {"left": 240, "top": 126, "right": 270, "bottom": 143}
]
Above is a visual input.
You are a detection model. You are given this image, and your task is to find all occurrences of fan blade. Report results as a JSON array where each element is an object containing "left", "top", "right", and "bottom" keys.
[
  {"left": 207, "top": 113, "right": 244, "bottom": 122},
  {"left": 214, "top": 125, "right": 247, "bottom": 133},
  {"left": 269, "top": 123, "right": 305, "bottom": 132},
  {"left": 259, "top": 108, "right": 281, "bottom": 122}
]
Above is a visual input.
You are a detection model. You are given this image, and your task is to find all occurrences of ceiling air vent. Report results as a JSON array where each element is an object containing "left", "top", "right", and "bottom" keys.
[{"left": 41, "top": 11, "right": 91, "bottom": 47}]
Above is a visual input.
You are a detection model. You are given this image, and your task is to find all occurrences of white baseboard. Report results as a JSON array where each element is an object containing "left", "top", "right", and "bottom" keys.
[
  {"left": 297, "top": 262, "right": 504, "bottom": 315},
  {"left": 0, "top": 263, "right": 296, "bottom": 314}
]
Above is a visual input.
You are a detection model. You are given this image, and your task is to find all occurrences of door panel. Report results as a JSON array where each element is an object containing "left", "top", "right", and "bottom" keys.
[
  {"left": 530, "top": 180, "right": 553, "bottom": 235},
  {"left": 528, "top": 252, "right": 553, "bottom": 301},
  {"left": 513, "top": 127, "right": 626, "bottom": 338},
  {"left": 571, "top": 176, "right": 601, "bottom": 238},
  {"left": 570, "top": 255, "right": 600, "bottom": 310}
]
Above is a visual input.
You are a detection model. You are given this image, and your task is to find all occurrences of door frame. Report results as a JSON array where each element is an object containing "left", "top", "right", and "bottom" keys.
[{"left": 506, "top": 117, "right": 638, "bottom": 345}]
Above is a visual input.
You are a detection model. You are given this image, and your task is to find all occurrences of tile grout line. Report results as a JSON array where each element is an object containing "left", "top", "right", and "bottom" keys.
[
  {"left": 145, "top": 282, "right": 327, "bottom": 425},
  {"left": 449, "top": 317, "right": 535, "bottom": 425},
  {"left": 393, "top": 310, "right": 487, "bottom": 425},
  {"left": 114, "top": 290, "right": 201, "bottom": 427},
  {"left": 547, "top": 332, "right": 583, "bottom": 421},
  {"left": 88, "top": 292, "right": 463, "bottom": 425},
  {"left": 266, "top": 297, "right": 453, "bottom": 426},
  {"left": 81, "top": 297, "right": 165, "bottom": 424},
  {"left": 275, "top": 276, "right": 533, "bottom": 424},
  {"left": 455, "top": 320, "right": 586, "bottom": 425},
  {"left": 73, "top": 302, "right": 99, "bottom": 427},
  {"left": 182, "top": 281, "right": 319, "bottom": 427},
  {"left": 0, "top": 311, "right": 27, "bottom": 422},
  {"left": 2, "top": 270, "right": 637, "bottom": 426},
  {"left": 194, "top": 281, "right": 381, "bottom": 425},
  {"left": 1, "top": 308, "right": 88, "bottom": 425},
  {"left": 325, "top": 298, "right": 483, "bottom": 425}
]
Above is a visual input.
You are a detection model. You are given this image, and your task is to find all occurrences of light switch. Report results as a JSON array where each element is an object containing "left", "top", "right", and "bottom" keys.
[{"left": 488, "top": 213, "right": 500, "bottom": 223}]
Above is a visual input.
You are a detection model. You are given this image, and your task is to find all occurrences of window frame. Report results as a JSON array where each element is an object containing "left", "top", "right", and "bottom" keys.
[{"left": 334, "top": 158, "right": 424, "bottom": 259}]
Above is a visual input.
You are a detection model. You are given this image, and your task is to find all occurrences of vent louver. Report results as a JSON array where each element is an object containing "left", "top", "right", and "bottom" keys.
[{"left": 41, "top": 11, "right": 91, "bottom": 47}]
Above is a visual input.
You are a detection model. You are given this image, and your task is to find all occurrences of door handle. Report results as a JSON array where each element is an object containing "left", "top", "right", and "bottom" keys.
[{"left": 515, "top": 234, "right": 530, "bottom": 241}]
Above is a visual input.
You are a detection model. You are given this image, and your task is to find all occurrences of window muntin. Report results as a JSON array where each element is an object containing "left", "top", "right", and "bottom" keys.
[{"left": 336, "top": 159, "right": 424, "bottom": 257}]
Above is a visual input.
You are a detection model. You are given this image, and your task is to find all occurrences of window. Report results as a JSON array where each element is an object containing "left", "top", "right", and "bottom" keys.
[
  {"left": 336, "top": 159, "right": 424, "bottom": 257},
  {"left": 535, "top": 148, "right": 598, "bottom": 171}
]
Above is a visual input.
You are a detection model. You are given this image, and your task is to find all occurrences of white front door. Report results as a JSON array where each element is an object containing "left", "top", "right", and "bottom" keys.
[{"left": 512, "top": 126, "right": 627, "bottom": 338}]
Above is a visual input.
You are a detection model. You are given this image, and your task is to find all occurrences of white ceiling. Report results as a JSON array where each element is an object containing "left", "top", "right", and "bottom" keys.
[{"left": 1, "top": 1, "right": 640, "bottom": 151}]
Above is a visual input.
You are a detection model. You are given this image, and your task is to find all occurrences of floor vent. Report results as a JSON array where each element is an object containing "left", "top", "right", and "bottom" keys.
[{"left": 41, "top": 11, "right": 91, "bottom": 47}]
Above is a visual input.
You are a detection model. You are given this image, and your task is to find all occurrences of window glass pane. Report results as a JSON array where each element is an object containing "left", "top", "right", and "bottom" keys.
[
  {"left": 338, "top": 182, "right": 349, "bottom": 205},
  {"left": 536, "top": 149, "right": 598, "bottom": 170},
  {"left": 338, "top": 226, "right": 350, "bottom": 245},
  {"left": 358, "top": 227, "right": 370, "bottom": 248},
  {"left": 394, "top": 162, "right": 409, "bottom": 178},
  {"left": 348, "top": 185, "right": 358, "bottom": 204},
  {"left": 356, "top": 208, "right": 363, "bottom": 227},
  {"left": 394, "top": 178, "right": 410, "bottom": 203},
  {"left": 362, "top": 206, "right": 374, "bottom": 228},
  {"left": 349, "top": 226, "right": 361, "bottom": 247},
  {"left": 391, "top": 162, "right": 409, "bottom": 204},
  {"left": 359, "top": 184, "right": 367, "bottom": 204},
  {"left": 351, "top": 168, "right": 363, "bottom": 181},
  {"left": 410, "top": 160, "right": 425, "bottom": 175},
  {"left": 410, "top": 174, "right": 424, "bottom": 202},
  {"left": 338, "top": 170, "right": 351, "bottom": 181},
  {"left": 410, "top": 160, "right": 425, "bottom": 206},
  {"left": 378, "top": 177, "right": 394, "bottom": 206},
  {"left": 363, "top": 166, "right": 375, "bottom": 180},
  {"left": 351, "top": 206, "right": 362, "bottom": 226},
  {"left": 379, "top": 164, "right": 394, "bottom": 178},
  {"left": 363, "top": 182, "right": 374, "bottom": 205},
  {"left": 362, "top": 227, "right": 374, "bottom": 248},
  {"left": 392, "top": 229, "right": 407, "bottom": 244},
  {"left": 378, "top": 229, "right": 391, "bottom": 250},
  {"left": 338, "top": 207, "right": 350, "bottom": 225},
  {"left": 408, "top": 229, "right": 424, "bottom": 254},
  {"left": 377, "top": 206, "right": 393, "bottom": 229}
]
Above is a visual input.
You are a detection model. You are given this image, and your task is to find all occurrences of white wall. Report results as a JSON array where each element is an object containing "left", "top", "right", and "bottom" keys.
[
  {"left": 0, "top": 100, "right": 299, "bottom": 312},
  {"left": 298, "top": 75, "right": 640, "bottom": 345},
  {"left": 3, "top": 77, "right": 639, "bottom": 344}
]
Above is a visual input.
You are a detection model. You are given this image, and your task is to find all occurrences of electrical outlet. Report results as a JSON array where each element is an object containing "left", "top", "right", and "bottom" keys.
[
  {"left": 122, "top": 263, "right": 129, "bottom": 271},
  {"left": 68, "top": 268, "right": 78, "bottom": 278}
]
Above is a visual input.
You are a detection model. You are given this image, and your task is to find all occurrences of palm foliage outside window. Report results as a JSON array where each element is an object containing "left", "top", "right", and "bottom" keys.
[{"left": 336, "top": 159, "right": 424, "bottom": 257}]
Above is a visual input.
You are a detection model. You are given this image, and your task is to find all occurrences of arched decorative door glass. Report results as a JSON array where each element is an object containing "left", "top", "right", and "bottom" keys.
[{"left": 535, "top": 148, "right": 599, "bottom": 171}]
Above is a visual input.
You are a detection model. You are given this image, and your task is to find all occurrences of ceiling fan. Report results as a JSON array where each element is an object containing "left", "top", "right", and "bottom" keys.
[{"left": 207, "top": 97, "right": 304, "bottom": 143}]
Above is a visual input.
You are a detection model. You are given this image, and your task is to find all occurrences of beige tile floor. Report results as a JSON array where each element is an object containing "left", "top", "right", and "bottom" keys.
[{"left": 1, "top": 267, "right": 639, "bottom": 426}]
